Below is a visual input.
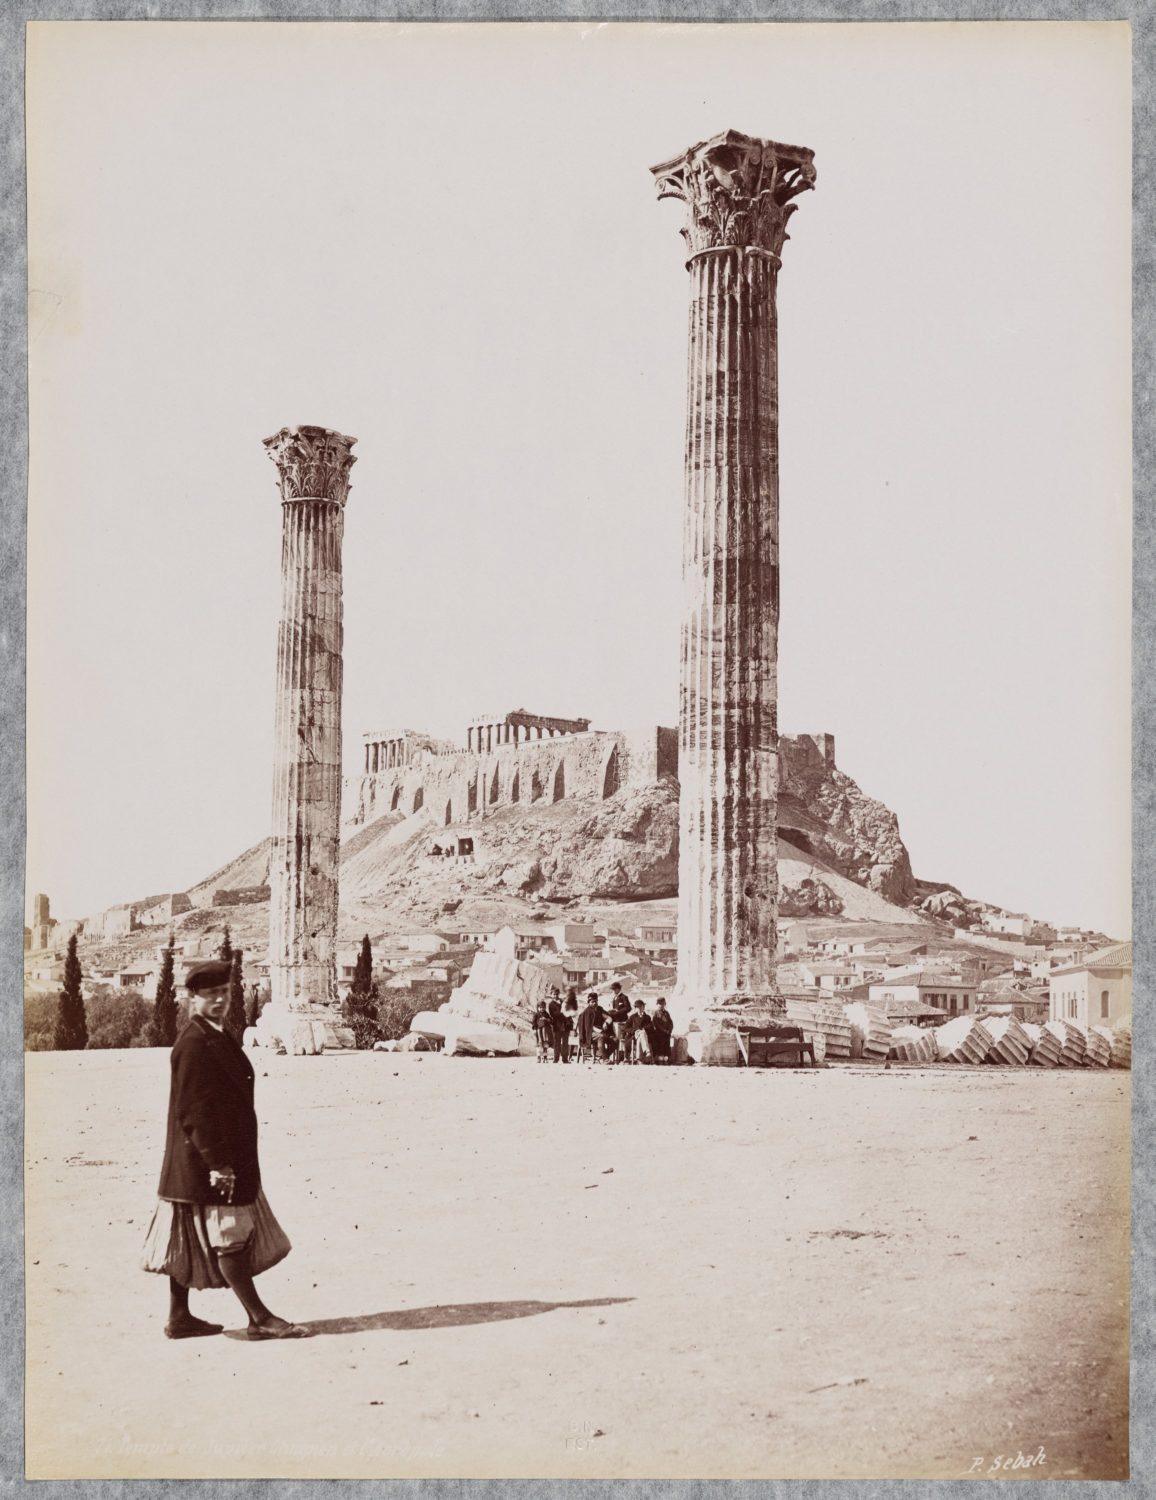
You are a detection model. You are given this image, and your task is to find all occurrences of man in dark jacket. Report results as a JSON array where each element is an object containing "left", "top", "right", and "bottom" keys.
[
  {"left": 628, "top": 998, "right": 653, "bottom": 1064},
  {"left": 577, "top": 992, "right": 605, "bottom": 1064},
  {"left": 650, "top": 996, "right": 674, "bottom": 1064},
  {"left": 140, "top": 959, "right": 308, "bottom": 1340},
  {"left": 610, "top": 988, "right": 632, "bottom": 1064},
  {"left": 547, "top": 989, "right": 565, "bottom": 1064}
]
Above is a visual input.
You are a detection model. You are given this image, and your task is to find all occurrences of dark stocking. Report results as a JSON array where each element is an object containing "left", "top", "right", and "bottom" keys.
[
  {"left": 165, "top": 1275, "right": 222, "bottom": 1336},
  {"left": 168, "top": 1276, "right": 190, "bottom": 1322}
]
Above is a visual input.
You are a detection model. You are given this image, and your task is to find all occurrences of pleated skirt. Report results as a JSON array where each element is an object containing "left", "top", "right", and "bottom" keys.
[{"left": 140, "top": 1188, "right": 291, "bottom": 1290}]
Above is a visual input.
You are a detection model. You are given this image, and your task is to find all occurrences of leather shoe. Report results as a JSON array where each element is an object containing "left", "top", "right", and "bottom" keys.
[{"left": 164, "top": 1316, "right": 224, "bottom": 1340}]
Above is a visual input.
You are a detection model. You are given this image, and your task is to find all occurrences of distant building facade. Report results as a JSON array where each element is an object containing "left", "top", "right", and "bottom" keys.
[
  {"left": 870, "top": 974, "right": 977, "bottom": 1016},
  {"left": 1049, "top": 942, "right": 1132, "bottom": 1027}
]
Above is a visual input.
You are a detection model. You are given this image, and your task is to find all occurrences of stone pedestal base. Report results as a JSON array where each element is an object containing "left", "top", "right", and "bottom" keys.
[
  {"left": 683, "top": 995, "right": 787, "bottom": 1067},
  {"left": 254, "top": 1005, "right": 356, "bottom": 1055}
]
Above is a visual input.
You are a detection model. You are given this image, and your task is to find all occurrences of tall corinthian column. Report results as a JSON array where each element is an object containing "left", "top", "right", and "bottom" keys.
[
  {"left": 260, "top": 424, "right": 357, "bottom": 1055},
  {"left": 652, "top": 130, "right": 815, "bottom": 1064}
]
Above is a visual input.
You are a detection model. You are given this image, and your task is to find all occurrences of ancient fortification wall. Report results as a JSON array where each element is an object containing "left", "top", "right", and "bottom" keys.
[
  {"left": 348, "top": 721, "right": 833, "bottom": 831},
  {"left": 349, "top": 726, "right": 679, "bottom": 829}
]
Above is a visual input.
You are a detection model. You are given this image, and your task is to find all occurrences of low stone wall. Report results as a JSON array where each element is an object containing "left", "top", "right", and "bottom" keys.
[{"left": 213, "top": 885, "right": 271, "bottom": 907}]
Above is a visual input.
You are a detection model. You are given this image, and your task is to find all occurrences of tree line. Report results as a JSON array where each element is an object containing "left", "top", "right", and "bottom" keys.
[
  {"left": 27, "top": 930, "right": 425, "bottom": 1052},
  {"left": 26, "top": 928, "right": 261, "bottom": 1052}
]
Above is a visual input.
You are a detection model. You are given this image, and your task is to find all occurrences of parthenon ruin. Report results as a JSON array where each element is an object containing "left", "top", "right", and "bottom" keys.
[{"left": 465, "top": 710, "right": 591, "bottom": 753}]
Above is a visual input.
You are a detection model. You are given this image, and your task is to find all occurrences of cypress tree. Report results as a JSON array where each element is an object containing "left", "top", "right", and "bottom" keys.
[
  {"left": 342, "top": 934, "right": 381, "bottom": 1049},
  {"left": 352, "top": 934, "right": 373, "bottom": 995},
  {"left": 219, "top": 926, "right": 233, "bottom": 963},
  {"left": 226, "top": 950, "right": 247, "bottom": 1039},
  {"left": 53, "top": 934, "right": 88, "bottom": 1050},
  {"left": 149, "top": 935, "right": 179, "bottom": 1047}
]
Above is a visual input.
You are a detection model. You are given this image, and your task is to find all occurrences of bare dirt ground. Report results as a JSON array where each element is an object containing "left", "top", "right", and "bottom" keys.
[{"left": 25, "top": 1050, "right": 1129, "bottom": 1480}]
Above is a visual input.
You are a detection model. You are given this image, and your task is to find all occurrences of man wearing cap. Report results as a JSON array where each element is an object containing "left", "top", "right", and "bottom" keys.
[{"left": 140, "top": 957, "right": 309, "bottom": 1340}]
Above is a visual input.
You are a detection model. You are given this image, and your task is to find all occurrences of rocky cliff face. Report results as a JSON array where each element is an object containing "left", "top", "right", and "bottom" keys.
[
  {"left": 336, "top": 786, "right": 680, "bottom": 927},
  {"left": 336, "top": 738, "right": 914, "bottom": 918},
  {"left": 777, "top": 737, "right": 915, "bottom": 906}
]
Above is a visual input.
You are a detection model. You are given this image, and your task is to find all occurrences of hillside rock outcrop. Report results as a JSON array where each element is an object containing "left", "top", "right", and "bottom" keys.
[
  {"left": 780, "top": 877, "right": 845, "bottom": 918},
  {"left": 777, "top": 737, "right": 915, "bottom": 906},
  {"left": 336, "top": 743, "right": 912, "bottom": 915},
  {"left": 86, "top": 735, "right": 920, "bottom": 954}
]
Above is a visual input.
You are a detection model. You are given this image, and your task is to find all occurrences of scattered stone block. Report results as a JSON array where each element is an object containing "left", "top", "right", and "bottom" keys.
[
  {"left": 1023, "top": 1022, "right": 1061, "bottom": 1067},
  {"left": 984, "top": 1015, "right": 1032, "bottom": 1065},
  {"left": 1084, "top": 1026, "right": 1112, "bottom": 1067},
  {"left": 887, "top": 1025, "right": 937, "bottom": 1064},
  {"left": 1109, "top": 1014, "right": 1131, "bottom": 1069},
  {"left": 843, "top": 1002, "right": 892, "bottom": 1062},
  {"left": 1045, "top": 1020, "right": 1087, "bottom": 1067},
  {"left": 813, "top": 1001, "right": 853, "bottom": 1059},
  {"left": 934, "top": 1016, "right": 995, "bottom": 1064}
]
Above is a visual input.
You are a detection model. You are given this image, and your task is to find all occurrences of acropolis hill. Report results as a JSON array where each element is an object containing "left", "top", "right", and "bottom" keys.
[
  {"left": 65, "top": 712, "right": 939, "bottom": 966},
  {"left": 350, "top": 715, "right": 911, "bottom": 906}
]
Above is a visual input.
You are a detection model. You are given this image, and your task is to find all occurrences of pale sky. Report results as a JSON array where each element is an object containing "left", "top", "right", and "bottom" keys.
[{"left": 26, "top": 21, "right": 1132, "bottom": 936}]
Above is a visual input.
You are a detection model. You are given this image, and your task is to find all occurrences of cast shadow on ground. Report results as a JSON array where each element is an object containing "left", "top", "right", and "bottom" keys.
[{"left": 227, "top": 1297, "right": 634, "bottom": 1338}]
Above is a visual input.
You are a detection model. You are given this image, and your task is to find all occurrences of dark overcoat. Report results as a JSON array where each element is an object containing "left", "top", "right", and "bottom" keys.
[
  {"left": 577, "top": 1004, "right": 604, "bottom": 1046},
  {"left": 158, "top": 1014, "right": 261, "bottom": 1205}
]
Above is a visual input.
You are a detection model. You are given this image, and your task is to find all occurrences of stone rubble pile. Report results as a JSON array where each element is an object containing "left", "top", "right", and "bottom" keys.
[
  {"left": 775, "top": 1000, "right": 1136, "bottom": 1072},
  {"left": 402, "top": 968, "right": 1134, "bottom": 1069},
  {"left": 749, "top": 1006, "right": 1134, "bottom": 1071}
]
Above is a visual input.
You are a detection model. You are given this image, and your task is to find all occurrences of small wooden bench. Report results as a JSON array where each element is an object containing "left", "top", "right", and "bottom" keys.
[{"left": 736, "top": 1024, "right": 817, "bottom": 1069}]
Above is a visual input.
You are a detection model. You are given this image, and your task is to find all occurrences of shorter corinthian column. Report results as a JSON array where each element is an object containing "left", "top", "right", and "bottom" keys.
[
  {"left": 259, "top": 424, "right": 357, "bottom": 1056},
  {"left": 652, "top": 129, "right": 815, "bottom": 1063}
]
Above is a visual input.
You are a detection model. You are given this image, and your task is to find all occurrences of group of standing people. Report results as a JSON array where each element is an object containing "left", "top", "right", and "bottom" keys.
[{"left": 533, "top": 983, "right": 674, "bottom": 1065}]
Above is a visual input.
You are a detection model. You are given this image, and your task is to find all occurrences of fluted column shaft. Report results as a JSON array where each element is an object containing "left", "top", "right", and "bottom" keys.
[
  {"left": 261, "top": 424, "right": 357, "bottom": 1054},
  {"left": 679, "top": 245, "right": 780, "bottom": 1002},
  {"left": 268, "top": 495, "right": 344, "bottom": 1012},
  {"left": 652, "top": 129, "right": 815, "bottom": 1056}
]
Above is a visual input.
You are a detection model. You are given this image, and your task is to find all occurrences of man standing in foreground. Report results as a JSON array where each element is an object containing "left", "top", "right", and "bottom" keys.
[{"left": 140, "top": 959, "right": 309, "bottom": 1340}]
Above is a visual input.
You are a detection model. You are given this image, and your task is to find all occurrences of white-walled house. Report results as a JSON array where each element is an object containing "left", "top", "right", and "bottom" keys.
[
  {"left": 798, "top": 961, "right": 858, "bottom": 992},
  {"left": 397, "top": 931, "right": 455, "bottom": 954},
  {"left": 485, "top": 926, "right": 558, "bottom": 962},
  {"left": 547, "top": 921, "right": 599, "bottom": 951},
  {"left": 1049, "top": 941, "right": 1132, "bottom": 1027}
]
